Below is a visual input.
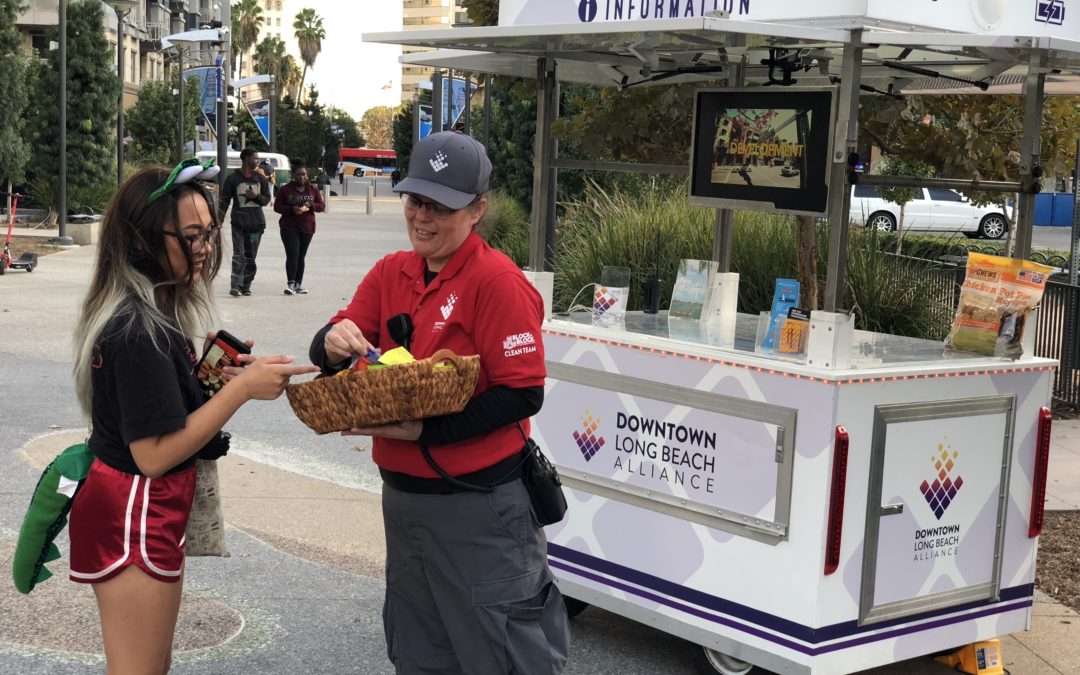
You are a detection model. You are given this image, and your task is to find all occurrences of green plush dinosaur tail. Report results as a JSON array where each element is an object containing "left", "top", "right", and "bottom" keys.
[{"left": 12, "top": 443, "right": 94, "bottom": 594}]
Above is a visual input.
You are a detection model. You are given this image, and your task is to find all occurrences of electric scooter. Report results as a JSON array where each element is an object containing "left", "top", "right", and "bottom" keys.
[{"left": 0, "top": 192, "right": 38, "bottom": 275}]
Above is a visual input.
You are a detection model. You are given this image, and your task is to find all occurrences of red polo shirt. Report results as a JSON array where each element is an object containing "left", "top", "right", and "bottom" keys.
[{"left": 330, "top": 231, "right": 546, "bottom": 477}]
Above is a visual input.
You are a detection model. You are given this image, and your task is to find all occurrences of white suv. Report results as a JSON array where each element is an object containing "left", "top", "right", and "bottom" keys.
[{"left": 849, "top": 185, "right": 1009, "bottom": 239}]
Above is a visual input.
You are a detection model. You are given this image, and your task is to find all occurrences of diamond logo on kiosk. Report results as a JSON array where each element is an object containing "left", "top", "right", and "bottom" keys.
[
  {"left": 919, "top": 444, "right": 964, "bottom": 520},
  {"left": 573, "top": 411, "right": 605, "bottom": 462}
]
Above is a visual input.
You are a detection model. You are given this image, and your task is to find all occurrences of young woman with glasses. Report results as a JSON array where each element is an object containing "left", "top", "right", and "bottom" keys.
[{"left": 68, "top": 162, "right": 317, "bottom": 674}]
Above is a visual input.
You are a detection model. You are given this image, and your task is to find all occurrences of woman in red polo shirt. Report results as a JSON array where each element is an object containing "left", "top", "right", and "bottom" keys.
[{"left": 309, "top": 132, "right": 569, "bottom": 674}]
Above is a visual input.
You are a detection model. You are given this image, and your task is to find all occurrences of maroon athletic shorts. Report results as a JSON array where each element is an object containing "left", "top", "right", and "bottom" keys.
[{"left": 69, "top": 459, "right": 195, "bottom": 584}]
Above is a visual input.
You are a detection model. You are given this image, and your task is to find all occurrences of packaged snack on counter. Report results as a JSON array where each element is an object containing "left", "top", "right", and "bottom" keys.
[{"left": 945, "top": 253, "right": 1052, "bottom": 359}]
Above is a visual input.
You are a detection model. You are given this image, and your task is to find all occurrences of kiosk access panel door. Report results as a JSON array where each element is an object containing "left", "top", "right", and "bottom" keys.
[{"left": 859, "top": 396, "right": 1016, "bottom": 625}]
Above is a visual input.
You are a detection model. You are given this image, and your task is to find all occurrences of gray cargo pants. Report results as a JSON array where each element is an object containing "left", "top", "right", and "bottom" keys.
[{"left": 382, "top": 479, "right": 570, "bottom": 674}]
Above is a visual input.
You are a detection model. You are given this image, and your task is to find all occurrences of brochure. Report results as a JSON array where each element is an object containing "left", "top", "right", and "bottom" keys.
[
  {"left": 760, "top": 278, "right": 801, "bottom": 353},
  {"left": 669, "top": 259, "right": 719, "bottom": 320}
]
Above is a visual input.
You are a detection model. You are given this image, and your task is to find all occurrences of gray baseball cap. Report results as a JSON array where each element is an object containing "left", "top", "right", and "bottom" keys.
[{"left": 393, "top": 131, "right": 492, "bottom": 210}]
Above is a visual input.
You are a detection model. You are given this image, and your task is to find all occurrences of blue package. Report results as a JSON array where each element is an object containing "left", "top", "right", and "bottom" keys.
[
  {"left": 364, "top": 348, "right": 381, "bottom": 364},
  {"left": 762, "top": 278, "right": 801, "bottom": 353}
]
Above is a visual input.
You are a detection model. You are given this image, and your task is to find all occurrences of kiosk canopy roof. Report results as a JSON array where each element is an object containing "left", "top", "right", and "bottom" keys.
[{"left": 366, "top": 19, "right": 1080, "bottom": 90}]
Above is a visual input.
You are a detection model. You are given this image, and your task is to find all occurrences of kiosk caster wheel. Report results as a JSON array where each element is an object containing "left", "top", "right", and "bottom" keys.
[
  {"left": 563, "top": 596, "right": 589, "bottom": 619},
  {"left": 692, "top": 647, "right": 758, "bottom": 675}
]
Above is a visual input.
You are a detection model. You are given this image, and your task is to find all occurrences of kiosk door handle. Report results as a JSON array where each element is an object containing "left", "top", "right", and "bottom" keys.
[{"left": 880, "top": 503, "right": 904, "bottom": 516}]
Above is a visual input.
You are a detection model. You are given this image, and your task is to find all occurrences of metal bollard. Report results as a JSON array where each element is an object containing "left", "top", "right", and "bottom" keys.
[
  {"left": 322, "top": 185, "right": 330, "bottom": 213},
  {"left": 366, "top": 185, "right": 375, "bottom": 215},
  {"left": 343, "top": 176, "right": 348, "bottom": 197},
  {"left": 370, "top": 177, "right": 377, "bottom": 197}
]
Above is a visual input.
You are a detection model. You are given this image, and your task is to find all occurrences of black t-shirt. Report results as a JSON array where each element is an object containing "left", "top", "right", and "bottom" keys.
[{"left": 88, "top": 315, "right": 203, "bottom": 475}]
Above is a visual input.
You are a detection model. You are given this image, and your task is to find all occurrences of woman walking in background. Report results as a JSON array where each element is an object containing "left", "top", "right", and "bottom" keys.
[{"left": 273, "top": 161, "right": 325, "bottom": 295}]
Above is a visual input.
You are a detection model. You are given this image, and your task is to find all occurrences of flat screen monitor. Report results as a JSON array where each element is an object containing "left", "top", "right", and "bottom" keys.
[{"left": 689, "top": 88, "right": 837, "bottom": 215}]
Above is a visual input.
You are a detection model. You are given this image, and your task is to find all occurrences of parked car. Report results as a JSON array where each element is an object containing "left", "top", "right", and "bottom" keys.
[
  {"left": 781, "top": 165, "right": 800, "bottom": 177},
  {"left": 849, "top": 185, "right": 1009, "bottom": 239}
]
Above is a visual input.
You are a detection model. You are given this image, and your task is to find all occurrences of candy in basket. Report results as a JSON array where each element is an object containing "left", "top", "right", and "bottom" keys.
[{"left": 286, "top": 348, "right": 480, "bottom": 434}]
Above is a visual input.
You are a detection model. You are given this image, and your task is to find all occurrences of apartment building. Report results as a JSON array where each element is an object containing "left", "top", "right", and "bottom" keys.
[
  {"left": 12, "top": 0, "right": 225, "bottom": 110},
  {"left": 401, "top": 0, "right": 469, "bottom": 103}
]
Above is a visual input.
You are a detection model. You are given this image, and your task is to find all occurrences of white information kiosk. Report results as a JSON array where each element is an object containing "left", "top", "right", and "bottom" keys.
[{"left": 367, "top": 4, "right": 1073, "bottom": 672}]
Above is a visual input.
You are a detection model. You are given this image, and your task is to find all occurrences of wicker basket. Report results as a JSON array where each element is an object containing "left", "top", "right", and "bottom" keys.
[{"left": 286, "top": 349, "right": 480, "bottom": 434}]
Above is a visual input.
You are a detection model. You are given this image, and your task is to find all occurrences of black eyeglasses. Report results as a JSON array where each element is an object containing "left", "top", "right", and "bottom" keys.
[
  {"left": 399, "top": 193, "right": 479, "bottom": 220},
  {"left": 166, "top": 225, "right": 221, "bottom": 253}
]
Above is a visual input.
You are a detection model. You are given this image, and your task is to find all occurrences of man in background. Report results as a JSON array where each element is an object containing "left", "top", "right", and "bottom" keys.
[
  {"left": 219, "top": 147, "right": 271, "bottom": 296},
  {"left": 257, "top": 158, "right": 276, "bottom": 197}
]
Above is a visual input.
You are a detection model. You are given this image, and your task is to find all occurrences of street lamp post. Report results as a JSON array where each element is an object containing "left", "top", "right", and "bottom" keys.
[
  {"left": 162, "top": 29, "right": 225, "bottom": 162},
  {"left": 108, "top": 0, "right": 138, "bottom": 187},
  {"left": 269, "top": 74, "right": 277, "bottom": 153},
  {"left": 56, "top": 0, "right": 71, "bottom": 245},
  {"left": 177, "top": 48, "right": 185, "bottom": 161},
  {"left": 216, "top": 1, "right": 230, "bottom": 190}
]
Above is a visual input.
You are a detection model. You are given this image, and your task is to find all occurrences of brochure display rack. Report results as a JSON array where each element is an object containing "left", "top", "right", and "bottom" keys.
[{"left": 365, "top": 7, "right": 1070, "bottom": 672}]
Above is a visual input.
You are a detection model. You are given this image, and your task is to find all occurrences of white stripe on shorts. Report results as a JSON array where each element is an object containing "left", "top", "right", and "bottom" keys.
[{"left": 140, "top": 477, "right": 183, "bottom": 577}]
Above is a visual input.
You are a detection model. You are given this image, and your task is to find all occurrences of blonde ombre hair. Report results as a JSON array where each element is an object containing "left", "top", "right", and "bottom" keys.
[{"left": 73, "top": 166, "right": 222, "bottom": 415}]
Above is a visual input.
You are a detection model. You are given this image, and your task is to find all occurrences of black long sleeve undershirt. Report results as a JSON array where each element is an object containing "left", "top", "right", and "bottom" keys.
[{"left": 308, "top": 322, "right": 543, "bottom": 446}]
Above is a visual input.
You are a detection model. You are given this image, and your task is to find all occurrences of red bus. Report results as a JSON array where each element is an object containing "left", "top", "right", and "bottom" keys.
[{"left": 339, "top": 148, "right": 397, "bottom": 177}]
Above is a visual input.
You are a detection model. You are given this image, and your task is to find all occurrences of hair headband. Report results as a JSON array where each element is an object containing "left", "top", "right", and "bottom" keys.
[{"left": 147, "top": 158, "right": 221, "bottom": 205}]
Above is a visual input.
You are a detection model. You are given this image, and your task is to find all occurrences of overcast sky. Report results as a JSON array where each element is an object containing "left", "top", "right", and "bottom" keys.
[{"left": 299, "top": 0, "right": 403, "bottom": 120}]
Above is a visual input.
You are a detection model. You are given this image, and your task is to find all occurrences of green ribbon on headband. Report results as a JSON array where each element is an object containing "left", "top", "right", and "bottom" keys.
[{"left": 147, "top": 158, "right": 222, "bottom": 205}]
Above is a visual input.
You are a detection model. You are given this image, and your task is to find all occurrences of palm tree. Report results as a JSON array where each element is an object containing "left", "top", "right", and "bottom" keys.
[
  {"left": 292, "top": 8, "right": 325, "bottom": 103},
  {"left": 281, "top": 55, "right": 302, "bottom": 101},
  {"left": 234, "top": 0, "right": 264, "bottom": 78},
  {"left": 253, "top": 35, "right": 287, "bottom": 87},
  {"left": 253, "top": 36, "right": 303, "bottom": 102}
]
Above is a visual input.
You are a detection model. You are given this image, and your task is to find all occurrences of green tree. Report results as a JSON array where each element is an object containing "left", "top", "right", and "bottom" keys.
[
  {"left": 360, "top": 105, "right": 395, "bottom": 149},
  {"left": 461, "top": 0, "right": 499, "bottom": 25},
  {"left": 233, "top": 0, "right": 263, "bottom": 77},
  {"left": 553, "top": 82, "right": 698, "bottom": 165},
  {"left": 254, "top": 35, "right": 287, "bottom": 87},
  {"left": 282, "top": 54, "right": 302, "bottom": 100},
  {"left": 125, "top": 71, "right": 203, "bottom": 166},
  {"left": 860, "top": 96, "right": 1080, "bottom": 251},
  {"left": 392, "top": 103, "right": 413, "bottom": 174},
  {"left": 485, "top": 79, "right": 536, "bottom": 210},
  {"left": 0, "top": 0, "right": 30, "bottom": 192},
  {"left": 277, "top": 88, "right": 332, "bottom": 168},
  {"left": 874, "top": 156, "right": 936, "bottom": 254},
  {"left": 292, "top": 7, "right": 325, "bottom": 102},
  {"left": 326, "top": 106, "right": 363, "bottom": 148},
  {"left": 29, "top": 0, "right": 119, "bottom": 206}
]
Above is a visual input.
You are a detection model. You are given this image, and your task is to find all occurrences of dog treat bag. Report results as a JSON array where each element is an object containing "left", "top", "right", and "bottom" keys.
[{"left": 945, "top": 252, "right": 1052, "bottom": 359}]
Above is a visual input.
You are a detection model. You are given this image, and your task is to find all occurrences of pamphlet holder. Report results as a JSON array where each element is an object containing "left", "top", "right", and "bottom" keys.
[
  {"left": 593, "top": 266, "right": 630, "bottom": 328},
  {"left": 523, "top": 270, "right": 555, "bottom": 320},
  {"left": 702, "top": 272, "right": 739, "bottom": 348},
  {"left": 807, "top": 311, "right": 855, "bottom": 370}
]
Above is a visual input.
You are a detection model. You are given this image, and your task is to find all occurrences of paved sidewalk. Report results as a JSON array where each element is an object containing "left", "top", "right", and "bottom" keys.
[{"left": 1, "top": 187, "right": 1078, "bottom": 674}]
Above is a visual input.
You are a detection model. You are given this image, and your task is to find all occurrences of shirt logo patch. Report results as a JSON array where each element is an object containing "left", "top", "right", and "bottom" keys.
[
  {"left": 440, "top": 292, "right": 458, "bottom": 320},
  {"left": 503, "top": 332, "right": 538, "bottom": 358},
  {"left": 430, "top": 150, "right": 449, "bottom": 173}
]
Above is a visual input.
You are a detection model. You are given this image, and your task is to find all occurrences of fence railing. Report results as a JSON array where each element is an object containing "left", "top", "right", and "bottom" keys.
[
  {"left": 1035, "top": 279, "right": 1080, "bottom": 407},
  {"left": 883, "top": 254, "right": 1080, "bottom": 407},
  {"left": 881, "top": 253, "right": 965, "bottom": 335}
]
